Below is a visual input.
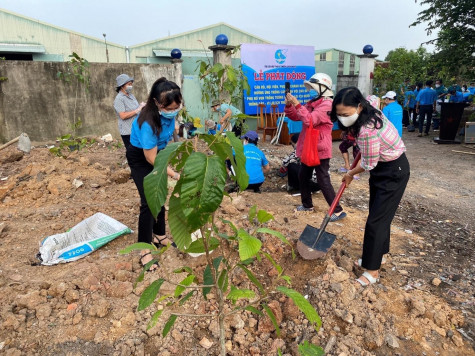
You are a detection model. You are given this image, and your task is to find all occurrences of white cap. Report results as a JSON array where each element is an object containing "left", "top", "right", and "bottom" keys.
[{"left": 382, "top": 91, "right": 397, "bottom": 100}]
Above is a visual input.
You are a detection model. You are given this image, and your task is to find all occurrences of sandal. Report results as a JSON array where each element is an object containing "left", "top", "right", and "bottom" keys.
[
  {"left": 153, "top": 235, "right": 177, "bottom": 248},
  {"left": 140, "top": 252, "right": 159, "bottom": 272},
  {"left": 356, "top": 271, "right": 379, "bottom": 287},
  {"left": 355, "top": 257, "right": 386, "bottom": 268}
]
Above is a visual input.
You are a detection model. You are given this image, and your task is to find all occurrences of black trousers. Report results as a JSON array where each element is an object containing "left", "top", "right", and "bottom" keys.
[
  {"left": 299, "top": 158, "right": 342, "bottom": 213},
  {"left": 246, "top": 182, "right": 263, "bottom": 193},
  {"left": 121, "top": 135, "right": 131, "bottom": 149},
  {"left": 126, "top": 145, "right": 166, "bottom": 243},
  {"left": 408, "top": 108, "right": 416, "bottom": 125},
  {"left": 402, "top": 109, "right": 410, "bottom": 127},
  {"left": 361, "top": 153, "right": 410, "bottom": 270},
  {"left": 288, "top": 162, "right": 320, "bottom": 192},
  {"left": 418, "top": 105, "right": 433, "bottom": 134}
]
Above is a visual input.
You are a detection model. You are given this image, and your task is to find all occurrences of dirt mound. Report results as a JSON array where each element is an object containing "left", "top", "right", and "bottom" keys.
[{"left": 0, "top": 134, "right": 474, "bottom": 355}]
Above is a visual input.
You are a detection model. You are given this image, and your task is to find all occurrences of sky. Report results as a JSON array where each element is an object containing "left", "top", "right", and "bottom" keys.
[{"left": 1, "top": 0, "right": 436, "bottom": 60}]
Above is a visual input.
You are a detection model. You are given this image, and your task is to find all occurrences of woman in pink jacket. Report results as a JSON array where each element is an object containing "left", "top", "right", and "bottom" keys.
[{"left": 284, "top": 73, "right": 346, "bottom": 221}]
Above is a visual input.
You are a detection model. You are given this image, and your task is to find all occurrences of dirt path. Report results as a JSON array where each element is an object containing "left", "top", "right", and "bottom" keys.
[{"left": 0, "top": 130, "right": 473, "bottom": 355}]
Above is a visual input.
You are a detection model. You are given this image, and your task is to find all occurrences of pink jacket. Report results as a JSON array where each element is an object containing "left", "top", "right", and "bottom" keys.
[{"left": 284, "top": 97, "right": 334, "bottom": 160}]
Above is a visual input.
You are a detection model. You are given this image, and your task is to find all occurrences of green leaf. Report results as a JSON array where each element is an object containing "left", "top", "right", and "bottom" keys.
[
  {"left": 162, "top": 314, "right": 177, "bottom": 337},
  {"left": 173, "top": 266, "right": 193, "bottom": 274},
  {"left": 138, "top": 279, "right": 165, "bottom": 311},
  {"left": 180, "top": 152, "right": 227, "bottom": 230},
  {"left": 257, "top": 210, "right": 274, "bottom": 224},
  {"left": 263, "top": 252, "right": 282, "bottom": 274},
  {"left": 133, "top": 269, "right": 145, "bottom": 289},
  {"left": 210, "top": 63, "right": 223, "bottom": 73},
  {"left": 147, "top": 309, "right": 163, "bottom": 330},
  {"left": 238, "top": 229, "right": 262, "bottom": 261},
  {"left": 174, "top": 275, "right": 195, "bottom": 298},
  {"left": 169, "top": 140, "right": 194, "bottom": 171},
  {"left": 220, "top": 218, "right": 238, "bottom": 234},
  {"left": 237, "top": 264, "right": 264, "bottom": 294},
  {"left": 120, "top": 242, "right": 155, "bottom": 254},
  {"left": 245, "top": 305, "right": 264, "bottom": 316},
  {"left": 184, "top": 236, "right": 220, "bottom": 253},
  {"left": 179, "top": 291, "right": 195, "bottom": 306},
  {"left": 226, "top": 66, "right": 237, "bottom": 84},
  {"left": 276, "top": 286, "right": 322, "bottom": 331},
  {"left": 203, "top": 256, "right": 222, "bottom": 299},
  {"left": 225, "top": 132, "right": 249, "bottom": 191},
  {"left": 226, "top": 286, "right": 255, "bottom": 304},
  {"left": 256, "top": 228, "right": 295, "bottom": 259},
  {"left": 217, "top": 269, "right": 229, "bottom": 293},
  {"left": 263, "top": 303, "right": 280, "bottom": 336},
  {"left": 144, "top": 142, "right": 184, "bottom": 217},
  {"left": 168, "top": 179, "right": 193, "bottom": 250},
  {"left": 280, "top": 275, "right": 292, "bottom": 285},
  {"left": 298, "top": 341, "right": 325, "bottom": 356},
  {"left": 248, "top": 205, "right": 257, "bottom": 223}
]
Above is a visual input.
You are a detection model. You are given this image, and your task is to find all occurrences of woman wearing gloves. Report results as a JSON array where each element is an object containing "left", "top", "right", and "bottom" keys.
[
  {"left": 113, "top": 74, "right": 146, "bottom": 148},
  {"left": 330, "top": 87, "right": 410, "bottom": 287},
  {"left": 284, "top": 73, "right": 346, "bottom": 221},
  {"left": 127, "top": 77, "right": 181, "bottom": 270}
]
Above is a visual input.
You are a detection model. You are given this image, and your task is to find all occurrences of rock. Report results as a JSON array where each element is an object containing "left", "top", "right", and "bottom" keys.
[
  {"left": 82, "top": 274, "right": 101, "bottom": 291},
  {"left": 171, "top": 329, "right": 184, "bottom": 342},
  {"left": 432, "top": 278, "right": 441, "bottom": 286},
  {"left": 433, "top": 311, "right": 447, "bottom": 328},
  {"left": 232, "top": 314, "right": 245, "bottom": 330},
  {"left": 88, "top": 299, "right": 110, "bottom": 318},
  {"left": 106, "top": 282, "right": 133, "bottom": 298},
  {"left": 0, "top": 147, "right": 23, "bottom": 164},
  {"left": 408, "top": 297, "right": 426, "bottom": 316},
  {"left": 72, "top": 312, "right": 82, "bottom": 325},
  {"left": 16, "top": 291, "right": 45, "bottom": 309},
  {"left": 2, "top": 313, "right": 20, "bottom": 330},
  {"left": 111, "top": 169, "right": 130, "bottom": 184},
  {"left": 249, "top": 346, "right": 260, "bottom": 355},
  {"left": 231, "top": 195, "right": 246, "bottom": 211},
  {"left": 324, "top": 335, "right": 337, "bottom": 354},
  {"left": 35, "top": 304, "right": 52, "bottom": 319},
  {"left": 269, "top": 339, "right": 285, "bottom": 354},
  {"left": 225, "top": 340, "right": 232, "bottom": 352},
  {"left": 335, "top": 309, "right": 353, "bottom": 324},
  {"left": 258, "top": 300, "right": 283, "bottom": 333},
  {"left": 64, "top": 289, "right": 79, "bottom": 303},
  {"left": 340, "top": 284, "right": 357, "bottom": 306},
  {"left": 385, "top": 334, "right": 400, "bottom": 349},
  {"left": 67, "top": 303, "right": 78, "bottom": 312},
  {"left": 398, "top": 269, "right": 409, "bottom": 276},
  {"left": 47, "top": 177, "right": 71, "bottom": 195},
  {"left": 50, "top": 282, "right": 68, "bottom": 297},
  {"left": 79, "top": 157, "right": 90, "bottom": 166},
  {"left": 72, "top": 178, "right": 84, "bottom": 188},
  {"left": 330, "top": 282, "right": 343, "bottom": 293},
  {"left": 283, "top": 297, "right": 300, "bottom": 319},
  {"left": 338, "top": 255, "right": 354, "bottom": 272},
  {"left": 51, "top": 222, "right": 64, "bottom": 231},
  {"left": 199, "top": 337, "right": 213, "bottom": 349},
  {"left": 452, "top": 334, "right": 464, "bottom": 347},
  {"left": 330, "top": 268, "right": 349, "bottom": 283},
  {"left": 0, "top": 181, "right": 15, "bottom": 201}
]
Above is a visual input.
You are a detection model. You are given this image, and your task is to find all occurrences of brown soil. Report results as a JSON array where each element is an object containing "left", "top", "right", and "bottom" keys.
[{"left": 0, "top": 131, "right": 474, "bottom": 356}]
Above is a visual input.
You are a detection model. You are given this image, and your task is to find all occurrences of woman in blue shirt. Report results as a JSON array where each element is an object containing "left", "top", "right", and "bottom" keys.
[
  {"left": 241, "top": 131, "right": 270, "bottom": 193},
  {"left": 127, "top": 78, "right": 181, "bottom": 270}
]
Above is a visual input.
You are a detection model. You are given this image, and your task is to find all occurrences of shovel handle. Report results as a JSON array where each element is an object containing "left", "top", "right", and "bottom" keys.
[{"left": 327, "top": 152, "right": 361, "bottom": 215}]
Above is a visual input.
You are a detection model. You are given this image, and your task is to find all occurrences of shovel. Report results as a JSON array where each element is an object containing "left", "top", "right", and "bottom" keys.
[{"left": 297, "top": 152, "right": 361, "bottom": 260}]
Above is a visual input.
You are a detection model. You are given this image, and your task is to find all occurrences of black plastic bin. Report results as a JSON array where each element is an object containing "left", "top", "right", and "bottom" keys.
[{"left": 434, "top": 102, "right": 468, "bottom": 144}]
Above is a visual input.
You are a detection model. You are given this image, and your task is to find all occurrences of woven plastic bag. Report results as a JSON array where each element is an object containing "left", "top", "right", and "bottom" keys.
[{"left": 300, "top": 124, "right": 320, "bottom": 167}]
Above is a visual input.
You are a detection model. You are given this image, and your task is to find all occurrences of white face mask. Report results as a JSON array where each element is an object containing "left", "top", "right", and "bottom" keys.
[
  {"left": 337, "top": 109, "right": 359, "bottom": 127},
  {"left": 125, "top": 85, "right": 133, "bottom": 93},
  {"left": 435, "top": 84, "right": 440, "bottom": 88}
]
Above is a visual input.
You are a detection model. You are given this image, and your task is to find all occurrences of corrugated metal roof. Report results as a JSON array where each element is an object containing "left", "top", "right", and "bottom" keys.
[
  {"left": 0, "top": 43, "right": 45, "bottom": 53},
  {"left": 153, "top": 49, "right": 211, "bottom": 58}
]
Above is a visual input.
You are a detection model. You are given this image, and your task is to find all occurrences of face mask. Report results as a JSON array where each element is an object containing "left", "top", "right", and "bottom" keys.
[
  {"left": 125, "top": 85, "right": 133, "bottom": 93},
  {"left": 337, "top": 109, "right": 359, "bottom": 127},
  {"left": 435, "top": 84, "right": 440, "bottom": 88},
  {"left": 160, "top": 109, "right": 180, "bottom": 119},
  {"left": 308, "top": 89, "right": 318, "bottom": 98}
]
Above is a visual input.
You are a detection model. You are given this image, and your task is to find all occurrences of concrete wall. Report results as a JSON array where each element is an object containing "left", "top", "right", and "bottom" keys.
[
  {"left": 337, "top": 75, "right": 359, "bottom": 91},
  {"left": 0, "top": 61, "right": 178, "bottom": 143}
]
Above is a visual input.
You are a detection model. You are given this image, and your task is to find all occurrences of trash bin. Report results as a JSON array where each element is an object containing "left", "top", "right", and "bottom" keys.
[{"left": 434, "top": 102, "right": 468, "bottom": 144}]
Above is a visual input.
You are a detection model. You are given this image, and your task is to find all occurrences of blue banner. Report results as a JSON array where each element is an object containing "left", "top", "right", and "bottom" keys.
[{"left": 241, "top": 44, "right": 315, "bottom": 115}]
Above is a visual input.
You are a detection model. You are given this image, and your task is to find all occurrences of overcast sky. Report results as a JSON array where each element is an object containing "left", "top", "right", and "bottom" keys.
[{"left": 1, "top": 0, "right": 435, "bottom": 59}]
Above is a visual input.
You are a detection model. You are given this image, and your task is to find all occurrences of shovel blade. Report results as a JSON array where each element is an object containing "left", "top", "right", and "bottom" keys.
[{"left": 297, "top": 224, "right": 336, "bottom": 260}]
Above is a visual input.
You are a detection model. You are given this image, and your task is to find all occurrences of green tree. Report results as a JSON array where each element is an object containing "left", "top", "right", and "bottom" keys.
[
  {"left": 374, "top": 47, "right": 431, "bottom": 93},
  {"left": 410, "top": 0, "right": 474, "bottom": 80}
]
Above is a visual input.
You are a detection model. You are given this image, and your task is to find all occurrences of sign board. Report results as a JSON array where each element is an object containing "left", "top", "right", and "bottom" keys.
[{"left": 241, "top": 44, "right": 315, "bottom": 115}]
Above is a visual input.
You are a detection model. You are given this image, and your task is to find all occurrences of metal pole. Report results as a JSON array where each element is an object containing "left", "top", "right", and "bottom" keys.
[{"left": 103, "top": 33, "right": 109, "bottom": 63}]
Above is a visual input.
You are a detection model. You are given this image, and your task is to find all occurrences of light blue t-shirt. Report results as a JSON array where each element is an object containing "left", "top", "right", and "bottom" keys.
[
  {"left": 416, "top": 87, "right": 438, "bottom": 106},
  {"left": 469, "top": 86, "right": 475, "bottom": 95},
  {"left": 130, "top": 115, "right": 175, "bottom": 150},
  {"left": 382, "top": 101, "right": 403, "bottom": 137},
  {"left": 243, "top": 144, "right": 268, "bottom": 184},
  {"left": 449, "top": 91, "right": 465, "bottom": 103},
  {"left": 219, "top": 103, "right": 242, "bottom": 125}
]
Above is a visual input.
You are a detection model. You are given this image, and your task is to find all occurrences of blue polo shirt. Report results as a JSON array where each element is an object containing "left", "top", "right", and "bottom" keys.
[
  {"left": 404, "top": 90, "right": 416, "bottom": 108},
  {"left": 243, "top": 144, "right": 268, "bottom": 184},
  {"left": 468, "top": 86, "right": 475, "bottom": 95},
  {"left": 382, "top": 101, "right": 403, "bottom": 137},
  {"left": 416, "top": 87, "right": 438, "bottom": 106},
  {"left": 449, "top": 91, "right": 464, "bottom": 103},
  {"left": 130, "top": 115, "right": 175, "bottom": 150}
]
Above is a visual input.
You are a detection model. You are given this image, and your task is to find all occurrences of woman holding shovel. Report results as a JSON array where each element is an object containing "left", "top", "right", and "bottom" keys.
[{"left": 330, "top": 87, "right": 410, "bottom": 287}]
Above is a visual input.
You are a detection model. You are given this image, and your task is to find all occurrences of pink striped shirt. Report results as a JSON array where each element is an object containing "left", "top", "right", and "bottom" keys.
[{"left": 357, "top": 115, "right": 406, "bottom": 170}]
